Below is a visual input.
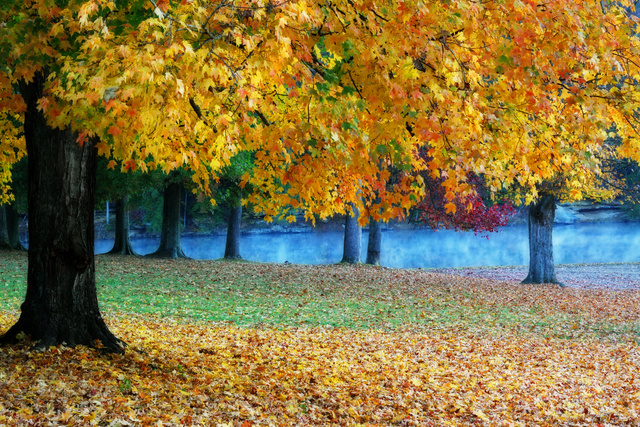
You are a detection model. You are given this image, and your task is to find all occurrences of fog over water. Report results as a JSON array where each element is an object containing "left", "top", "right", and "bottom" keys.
[{"left": 95, "top": 222, "right": 639, "bottom": 269}]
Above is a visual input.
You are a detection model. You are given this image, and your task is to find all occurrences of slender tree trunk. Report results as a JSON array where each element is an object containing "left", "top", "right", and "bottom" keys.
[
  {"left": 341, "top": 205, "right": 362, "bottom": 264},
  {"left": 0, "top": 72, "right": 123, "bottom": 352},
  {"left": 365, "top": 216, "right": 381, "bottom": 265},
  {"left": 108, "top": 195, "right": 137, "bottom": 255},
  {"left": 6, "top": 204, "right": 26, "bottom": 251},
  {"left": 522, "top": 192, "right": 560, "bottom": 285},
  {"left": 0, "top": 205, "right": 10, "bottom": 250},
  {"left": 148, "top": 181, "right": 187, "bottom": 258},
  {"left": 224, "top": 193, "right": 242, "bottom": 259}
]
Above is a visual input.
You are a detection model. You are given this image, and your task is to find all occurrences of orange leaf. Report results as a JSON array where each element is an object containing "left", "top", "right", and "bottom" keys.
[
  {"left": 157, "top": 0, "right": 170, "bottom": 12},
  {"left": 104, "top": 99, "right": 116, "bottom": 111},
  {"left": 445, "top": 202, "right": 456, "bottom": 214},
  {"left": 96, "top": 141, "right": 111, "bottom": 156},
  {"left": 124, "top": 159, "right": 136, "bottom": 171}
]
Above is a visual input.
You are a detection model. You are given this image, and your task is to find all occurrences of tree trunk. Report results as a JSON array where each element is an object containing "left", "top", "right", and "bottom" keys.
[
  {"left": 6, "top": 204, "right": 26, "bottom": 251},
  {"left": 522, "top": 192, "right": 560, "bottom": 285},
  {"left": 341, "top": 205, "right": 362, "bottom": 264},
  {"left": 224, "top": 193, "right": 242, "bottom": 259},
  {"left": 365, "top": 216, "right": 381, "bottom": 265},
  {"left": 148, "top": 181, "right": 187, "bottom": 258},
  {"left": 0, "top": 72, "right": 123, "bottom": 352},
  {"left": 108, "top": 195, "right": 137, "bottom": 255},
  {"left": 0, "top": 205, "right": 10, "bottom": 250}
]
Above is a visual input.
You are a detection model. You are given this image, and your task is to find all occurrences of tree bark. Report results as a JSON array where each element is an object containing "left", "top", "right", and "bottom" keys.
[
  {"left": 108, "top": 195, "right": 137, "bottom": 255},
  {"left": 224, "top": 193, "right": 242, "bottom": 259},
  {"left": 0, "top": 72, "right": 123, "bottom": 352},
  {"left": 148, "top": 181, "right": 187, "bottom": 258},
  {"left": 522, "top": 192, "right": 561, "bottom": 285},
  {"left": 0, "top": 205, "right": 10, "bottom": 250},
  {"left": 365, "top": 216, "right": 381, "bottom": 265},
  {"left": 341, "top": 205, "right": 362, "bottom": 264},
  {"left": 6, "top": 204, "right": 26, "bottom": 251}
]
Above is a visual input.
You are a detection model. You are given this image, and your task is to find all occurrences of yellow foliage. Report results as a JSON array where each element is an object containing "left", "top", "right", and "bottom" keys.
[{"left": 1, "top": 0, "right": 640, "bottom": 214}]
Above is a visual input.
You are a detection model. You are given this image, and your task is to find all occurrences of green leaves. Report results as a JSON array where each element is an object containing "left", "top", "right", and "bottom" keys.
[
  {"left": 341, "top": 86, "right": 356, "bottom": 96},
  {"left": 341, "top": 39, "right": 355, "bottom": 60},
  {"left": 323, "top": 70, "right": 340, "bottom": 85},
  {"left": 314, "top": 81, "right": 330, "bottom": 94}
]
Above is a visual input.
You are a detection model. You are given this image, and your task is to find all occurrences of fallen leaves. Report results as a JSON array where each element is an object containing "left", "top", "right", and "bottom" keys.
[
  {"left": 1, "top": 315, "right": 639, "bottom": 425},
  {"left": 1, "top": 252, "right": 640, "bottom": 425}
]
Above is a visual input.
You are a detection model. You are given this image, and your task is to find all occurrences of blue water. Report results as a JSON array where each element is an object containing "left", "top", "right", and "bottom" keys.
[{"left": 94, "top": 222, "right": 638, "bottom": 269}]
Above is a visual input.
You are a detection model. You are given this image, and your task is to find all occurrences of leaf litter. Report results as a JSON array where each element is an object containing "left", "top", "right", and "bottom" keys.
[{"left": 0, "top": 252, "right": 639, "bottom": 425}]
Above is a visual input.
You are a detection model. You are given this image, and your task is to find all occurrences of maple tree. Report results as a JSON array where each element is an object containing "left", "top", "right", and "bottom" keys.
[
  {"left": 341, "top": 204, "right": 362, "bottom": 263},
  {"left": 214, "top": 152, "right": 253, "bottom": 259},
  {"left": 147, "top": 172, "right": 189, "bottom": 258},
  {"left": 95, "top": 158, "right": 147, "bottom": 255},
  {"left": 1, "top": 0, "right": 640, "bottom": 350},
  {"left": 238, "top": 0, "right": 640, "bottom": 283},
  {"left": 106, "top": 195, "right": 138, "bottom": 255},
  {"left": 522, "top": 190, "right": 560, "bottom": 283},
  {"left": 365, "top": 216, "right": 382, "bottom": 265}
]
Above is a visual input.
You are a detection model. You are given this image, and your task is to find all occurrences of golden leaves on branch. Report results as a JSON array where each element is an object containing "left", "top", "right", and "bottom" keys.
[{"left": 2, "top": 0, "right": 640, "bottom": 215}]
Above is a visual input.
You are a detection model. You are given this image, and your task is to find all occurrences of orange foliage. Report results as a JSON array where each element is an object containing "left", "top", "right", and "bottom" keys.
[
  {"left": 0, "top": 0, "right": 639, "bottom": 213},
  {"left": 1, "top": 310, "right": 640, "bottom": 425}
]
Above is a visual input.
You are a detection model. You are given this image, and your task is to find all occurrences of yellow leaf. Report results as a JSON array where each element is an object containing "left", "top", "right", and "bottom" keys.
[{"left": 473, "top": 409, "right": 490, "bottom": 422}]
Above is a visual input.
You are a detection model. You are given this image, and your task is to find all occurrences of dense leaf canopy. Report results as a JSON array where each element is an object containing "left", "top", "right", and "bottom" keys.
[{"left": 1, "top": 0, "right": 640, "bottom": 216}]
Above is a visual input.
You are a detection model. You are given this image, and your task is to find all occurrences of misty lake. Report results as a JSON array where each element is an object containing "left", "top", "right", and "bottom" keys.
[{"left": 95, "top": 222, "right": 638, "bottom": 269}]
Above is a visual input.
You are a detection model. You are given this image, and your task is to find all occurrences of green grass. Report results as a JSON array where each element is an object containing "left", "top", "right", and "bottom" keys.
[
  {"left": 0, "top": 252, "right": 638, "bottom": 341},
  {"left": 96, "top": 272, "right": 454, "bottom": 329},
  {"left": 0, "top": 254, "right": 27, "bottom": 310}
]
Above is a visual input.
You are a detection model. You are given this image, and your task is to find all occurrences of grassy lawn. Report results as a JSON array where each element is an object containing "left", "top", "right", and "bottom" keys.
[{"left": 1, "top": 251, "right": 639, "bottom": 425}]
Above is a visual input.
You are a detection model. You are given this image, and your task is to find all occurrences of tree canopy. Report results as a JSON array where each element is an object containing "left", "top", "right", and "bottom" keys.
[{"left": 1, "top": 0, "right": 640, "bottom": 219}]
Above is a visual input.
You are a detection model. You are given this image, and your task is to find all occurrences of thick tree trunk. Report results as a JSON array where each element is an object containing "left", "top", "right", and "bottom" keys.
[
  {"left": 108, "top": 195, "right": 137, "bottom": 255},
  {"left": 0, "top": 205, "right": 10, "bottom": 250},
  {"left": 341, "top": 205, "right": 362, "bottom": 264},
  {"left": 224, "top": 193, "right": 242, "bottom": 259},
  {"left": 0, "top": 72, "right": 123, "bottom": 352},
  {"left": 148, "top": 181, "right": 187, "bottom": 258},
  {"left": 522, "top": 192, "right": 560, "bottom": 285},
  {"left": 365, "top": 216, "right": 381, "bottom": 266},
  {"left": 6, "top": 204, "right": 26, "bottom": 251}
]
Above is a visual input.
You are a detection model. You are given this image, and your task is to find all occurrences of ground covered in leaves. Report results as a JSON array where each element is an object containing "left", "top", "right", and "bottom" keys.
[
  {"left": 0, "top": 252, "right": 639, "bottom": 425},
  {"left": 434, "top": 263, "right": 640, "bottom": 291}
]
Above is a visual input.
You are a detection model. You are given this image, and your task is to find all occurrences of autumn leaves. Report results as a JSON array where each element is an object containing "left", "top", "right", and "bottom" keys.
[
  {"left": 2, "top": 255, "right": 640, "bottom": 425},
  {"left": 2, "top": 1, "right": 640, "bottom": 221}
]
